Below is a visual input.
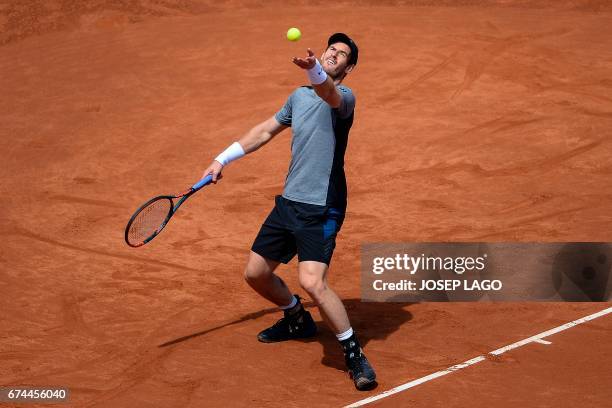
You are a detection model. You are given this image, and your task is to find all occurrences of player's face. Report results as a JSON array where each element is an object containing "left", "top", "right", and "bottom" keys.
[{"left": 321, "top": 42, "right": 353, "bottom": 79}]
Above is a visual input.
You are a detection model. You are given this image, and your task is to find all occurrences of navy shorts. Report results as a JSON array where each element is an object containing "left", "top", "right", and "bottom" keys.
[{"left": 251, "top": 195, "right": 345, "bottom": 265}]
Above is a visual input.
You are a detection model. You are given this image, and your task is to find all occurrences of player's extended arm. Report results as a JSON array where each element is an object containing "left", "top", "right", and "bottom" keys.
[
  {"left": 292, "top": 48, "right": 342, "bottom": 108},
  {"left": 201, "top": 116, "right": 287, "bottom": 182},
  {"left": 238, "top": 115, "right": 287, "bottom": 154}
]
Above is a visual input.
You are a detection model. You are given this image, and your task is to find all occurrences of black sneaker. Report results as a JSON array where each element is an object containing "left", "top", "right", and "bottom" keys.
[
  {"left": 342, "top": 335, "right": 377, "bottom": 390},
  {"left": 257, "top": 298, "right": 317, "bottom": 343},
  {"left": 346, "top": 352, "right": 377, "bottom": 390}
]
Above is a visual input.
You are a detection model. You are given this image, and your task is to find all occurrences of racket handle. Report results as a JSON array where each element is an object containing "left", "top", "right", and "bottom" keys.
[{"left": 192, "top": 174, "right": 213, "bottom": 191}]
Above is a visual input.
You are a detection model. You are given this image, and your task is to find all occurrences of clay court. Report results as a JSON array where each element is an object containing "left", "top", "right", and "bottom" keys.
[{"left": 1, "top": 1, "right": 611, "bottom": 407}]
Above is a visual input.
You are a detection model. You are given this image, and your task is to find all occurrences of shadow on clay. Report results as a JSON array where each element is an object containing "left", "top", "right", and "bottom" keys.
[{"left": 158, "top": 298, "right": 414, "bottom": 380}]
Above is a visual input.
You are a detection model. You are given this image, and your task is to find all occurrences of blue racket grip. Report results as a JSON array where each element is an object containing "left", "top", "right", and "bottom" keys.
[{"left": 192, "top": 174, "right": 213, "bottom": 191}]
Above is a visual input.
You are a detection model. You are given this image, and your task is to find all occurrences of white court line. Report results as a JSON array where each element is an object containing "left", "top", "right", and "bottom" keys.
[
  {"left": 344, "top": 306, "right": 612, "bottom": 408},
  {"left": 532, "top": 339, "right": 552, "bottom": 345}
]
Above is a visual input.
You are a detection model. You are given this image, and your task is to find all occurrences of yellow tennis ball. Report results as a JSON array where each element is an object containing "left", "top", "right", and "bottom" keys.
[{"left": 286, "top": 27, "right": 301, "bottom": 42}]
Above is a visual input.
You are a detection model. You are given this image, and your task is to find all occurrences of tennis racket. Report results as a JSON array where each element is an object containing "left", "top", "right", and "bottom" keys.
[{"left": 124, "top": 175, "right": 213, "bottom": 247}]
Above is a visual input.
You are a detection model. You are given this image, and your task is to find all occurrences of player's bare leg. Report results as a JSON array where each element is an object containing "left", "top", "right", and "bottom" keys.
[
  {"left": 297, "top": 261, "right": 350, "bottom": 333},
  {"left": 246, "top": 251, "right": 318, "bottom": 343},
  {"left": 244, "top": 250, "right": 293, "bottom": 307},
  {"left": 298, "top": 260, "right": 377, "bottom": 391}
]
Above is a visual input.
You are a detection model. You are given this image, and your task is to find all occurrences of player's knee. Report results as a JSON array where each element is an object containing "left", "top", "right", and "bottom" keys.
[
  {"left": 244, "top": 266, "right": 261, "bottom": 283},
  {"left": 244, "top": 262, "right": 272, "bottom": 284},
  {"left": 244, "top": 252, "right": 279, "bottom": 284},
  {"left": 299, "top": 274, "right": 326, "bottom": 300}
]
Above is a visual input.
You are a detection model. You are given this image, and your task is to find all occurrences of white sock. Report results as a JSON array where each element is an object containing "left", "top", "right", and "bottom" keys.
[
  {"left": 336, "top": 327, "right": 354, "bottom": 342},
  {"left": 279, "top": 295, "right": 298, "bottom": 310}
]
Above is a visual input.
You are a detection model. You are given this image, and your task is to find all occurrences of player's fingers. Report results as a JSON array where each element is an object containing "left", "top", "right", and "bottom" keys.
[
  {"left": 292, "top": 59, "right": 308, "bottom": 69},
  {"left": 212, "top": 166, "right": 225, "bottom": 183},
  {"left": 307, "top": 48, "right": 314, "bottom": 57},
  {"left": 203, "top": 166, "right": 217, "bottom": 182}
]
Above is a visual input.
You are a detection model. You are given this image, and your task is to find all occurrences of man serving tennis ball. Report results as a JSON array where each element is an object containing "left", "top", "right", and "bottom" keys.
[{"left": 202, "top": 32, "right": 376, "bottom": 390}]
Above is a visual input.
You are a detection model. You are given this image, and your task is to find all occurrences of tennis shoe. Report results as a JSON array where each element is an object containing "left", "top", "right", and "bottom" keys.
[
  {"left": 257, "top": 305, "right": 317, "bottom": 343},
  {"left": 346, "top": 351, "right": 377, "bottom": 390}
]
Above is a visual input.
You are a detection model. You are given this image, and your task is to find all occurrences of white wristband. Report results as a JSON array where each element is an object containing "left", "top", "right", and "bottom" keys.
[
  {"left": 215, "top": 141, "right": 245, "bottom": 166},
  {"left": 307, "top": 59, "right": 328, "bottom": 85}
]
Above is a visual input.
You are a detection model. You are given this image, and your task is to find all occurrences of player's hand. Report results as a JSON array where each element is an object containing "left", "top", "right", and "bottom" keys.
[
  {"left": 202, "top": 160, "right": 224, "bottom": 183},
  {"left": 292, "top": 48, "right": 317, "bottom": 70}
]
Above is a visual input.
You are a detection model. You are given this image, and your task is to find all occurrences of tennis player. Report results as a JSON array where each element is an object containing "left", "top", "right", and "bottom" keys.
[{"left": 202, "top": 33, "right": 376, "bottom": 390}]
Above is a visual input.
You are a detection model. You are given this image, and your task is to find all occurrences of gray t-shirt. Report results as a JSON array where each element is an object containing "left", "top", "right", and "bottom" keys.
[{"left": 275, "top": 85, "right": 356, "bottom": 209}]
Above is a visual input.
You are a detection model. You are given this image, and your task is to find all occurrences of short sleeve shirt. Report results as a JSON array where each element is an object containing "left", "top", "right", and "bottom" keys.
[{"left": 275, "top": 85, "right": 355, "bottom": 210}]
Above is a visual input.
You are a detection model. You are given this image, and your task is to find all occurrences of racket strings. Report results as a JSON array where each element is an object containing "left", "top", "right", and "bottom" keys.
[{"left": 127, "top": 198, "right": 172, "bottom": 244}]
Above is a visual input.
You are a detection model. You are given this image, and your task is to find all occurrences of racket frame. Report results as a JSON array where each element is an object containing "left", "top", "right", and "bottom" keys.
[{"left": 124, "top": 175, "right": 213, "bottom": 247}]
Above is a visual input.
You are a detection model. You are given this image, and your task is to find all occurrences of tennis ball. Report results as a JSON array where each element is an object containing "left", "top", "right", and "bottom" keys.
[{"left": 287, "top": 27, "right": 301, "bottom": 42}]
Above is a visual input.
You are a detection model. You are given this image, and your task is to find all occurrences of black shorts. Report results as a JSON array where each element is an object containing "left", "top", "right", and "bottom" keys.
[{"left": 251, "top": 195, "right": 345, "bottom": 265}]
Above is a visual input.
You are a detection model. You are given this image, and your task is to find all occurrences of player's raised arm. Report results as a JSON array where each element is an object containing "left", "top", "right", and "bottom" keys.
[
  {"left": 292, "top": 40, "right": 356, "bottom": 108},
  {"left": 292, "top": 49, "right": 343, "bottom": 108}
]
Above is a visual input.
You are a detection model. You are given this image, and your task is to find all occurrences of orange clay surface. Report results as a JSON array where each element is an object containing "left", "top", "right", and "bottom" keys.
[{"left": 1, "top": 1, "right": 611, "bottom": 407}]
